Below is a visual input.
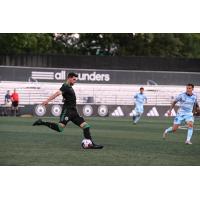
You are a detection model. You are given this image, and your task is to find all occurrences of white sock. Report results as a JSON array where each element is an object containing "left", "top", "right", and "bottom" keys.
[
  {"left": 165, "top": 127, "right": 173, "bottom": 134},
  {"left": 134, "top": 115, "right": 141, "bottom": 123},
  {"left": 186, "top": 128, "right": 193, "bottom": 141}
]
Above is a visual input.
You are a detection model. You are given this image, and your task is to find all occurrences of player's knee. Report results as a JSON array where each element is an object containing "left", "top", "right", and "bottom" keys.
[
  {"left": 80, "top": 122, "right": 90, "bottom": 129},
  {"left": 58, "top": 128, "right": 64, "bottom": 132},
  {"left": 187, "top": 122, "right": 193, "bottom": 128},
  {"left": 58, "top": 123, "right": 65, "bottom": 132}
]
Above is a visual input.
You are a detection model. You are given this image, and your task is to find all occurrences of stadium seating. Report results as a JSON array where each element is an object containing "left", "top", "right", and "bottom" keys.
[{"left": 0, "top": 81, "right": 200, "bottom": 106}]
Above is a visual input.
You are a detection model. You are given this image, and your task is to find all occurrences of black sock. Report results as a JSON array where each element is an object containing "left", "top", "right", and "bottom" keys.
[
  {"left": 83, "top": 127, "right": 92, "bottom": 140},
  {"left": 43, "top": 122, "right": 63, "bottom": 132}
]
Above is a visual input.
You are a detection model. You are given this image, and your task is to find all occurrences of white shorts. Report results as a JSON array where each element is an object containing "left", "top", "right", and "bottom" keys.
[{"left": 134, "top": 104, "right": 144, "bottom": 114}]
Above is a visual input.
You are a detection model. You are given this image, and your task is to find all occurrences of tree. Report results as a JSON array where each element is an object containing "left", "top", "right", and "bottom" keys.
[
  {"left": 0, "top": 33, "right": 54, "bottom": 54},
  {"left": 1, "top": 33, "right": 200, "bottom": 58}
]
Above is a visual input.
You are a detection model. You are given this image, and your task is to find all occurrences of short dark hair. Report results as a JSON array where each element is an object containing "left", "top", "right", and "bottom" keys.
[
  {"left": 67, "top": 72, "right": 78, "bottom": 78},
  {"left": 140, "top": 87, "right": 144, "bottom": 90},
  {"left": 187, "top": 83, "right": 194, "bottom": 88}
]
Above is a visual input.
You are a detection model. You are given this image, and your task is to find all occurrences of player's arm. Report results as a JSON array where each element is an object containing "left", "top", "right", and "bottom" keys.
[
  {"left": 133, "top": 94, "right": 137, "bottom": 104},
  {"left": 168, "top": 94, "right": 182, "bottom": 116},
  {"left": 168, "top": 100, "right": 177, "bottom": 116},
  {"left": 42, "top": 90, "right": 62, "bottom": 106},
  {"left": 193, "top": 101, "right": 200, "bottom": 116},
  {"left": 145, "top": 96, "right": 147, "bottom": 103}
]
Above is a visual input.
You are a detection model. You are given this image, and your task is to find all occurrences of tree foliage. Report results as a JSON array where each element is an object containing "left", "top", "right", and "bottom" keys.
[{"left": 0, "top": 33, "right": 200, "bottom": 58}]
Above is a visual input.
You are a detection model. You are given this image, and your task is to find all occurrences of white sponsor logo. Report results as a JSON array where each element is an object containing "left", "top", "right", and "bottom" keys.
[
  {"left": 35, "top": 104, "right": 46, "bottom": 116},
  {"left": 111, "top": 106, "right": 124, "bottom": 117},
  {"left": 31, "top": 70, "right": 110, "bottom": 82},
  {"left": 55, "top": 71, "right": 66, "bottom": 80},
  {"left": 32, "top": 71, "right": 54, "bottom": 80},
  {"left": 83, "top": 105, "right": 93, "bottom": 117},
  {"left": 65, "top": 116, "right": 69, "bottom": 121},
  {"left": 98, "top": 105, "right": 108, "bottom": 117},
  {"left": 78, "top": 72, "right": 110, "bottom": 82},
  {"left": 129, "top": 109, "right": 138, "bottom": 116},
  {"left": 164, "top": 109, "right": 176, "bottom": 116},
  {"left": 147, "top": 107, "right": 159, "bottom": 116},
  {"left": 51, "top": 105, "right": 62, "bottom": 117}
]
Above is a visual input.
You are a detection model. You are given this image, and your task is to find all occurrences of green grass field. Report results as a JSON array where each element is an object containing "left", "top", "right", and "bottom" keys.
[{"left": 0, "top": 116, "right": 200, "bottom": 166}]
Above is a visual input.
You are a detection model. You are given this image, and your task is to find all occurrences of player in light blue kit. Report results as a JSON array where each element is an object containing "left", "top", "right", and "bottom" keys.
[
  {"left": 132, "top": 87, "right": 147, "bottom": 124},
  {"left": 163, "top": 83, "right": 199, "bottom": 145}
]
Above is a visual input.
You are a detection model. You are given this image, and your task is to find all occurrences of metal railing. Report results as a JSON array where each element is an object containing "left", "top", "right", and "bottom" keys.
[{"left": 1, "top": 82, "right": 200, "bottom": 106}]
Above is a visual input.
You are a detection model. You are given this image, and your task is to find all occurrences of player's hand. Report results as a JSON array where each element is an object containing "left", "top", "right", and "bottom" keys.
[
  {"left": 42, "top": 100, "right": 48, "bottom": 106},
  {"left": 167, "top": 111, "right": 172, "bottom": 116},
  {"left": 194, "top": 108, "right": 200, "bottom": 116}
]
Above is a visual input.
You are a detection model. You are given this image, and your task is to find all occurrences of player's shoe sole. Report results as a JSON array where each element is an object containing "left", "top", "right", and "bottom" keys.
[
  {"left": 91, "top": 144, "right": 104, "bottom": 149},
  {"left": 185, "top": 141, "right": 192, "bottom": 145},
  {"left": 32, "top": 119, "right": 43, "bottom": 126},
  {"left": 82, "top": 143, "right": 104, "bottom": 149}
]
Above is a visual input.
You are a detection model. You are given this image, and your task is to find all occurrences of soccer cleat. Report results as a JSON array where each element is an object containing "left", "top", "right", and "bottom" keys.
[
  {"left": 163, "top": 131, "right": 167, "bottom": 139},
  {"left": 91, "top": 143, "right": 104, "bottom": 149},
  {"left": 185, "top": 140, "right": 192, "bottom": 145},
  {"left": 82, "top": 142, "right": 104, "bottom": 149},
  {"left": 32, "top": 119, "right": 43, "bottom": 126}
]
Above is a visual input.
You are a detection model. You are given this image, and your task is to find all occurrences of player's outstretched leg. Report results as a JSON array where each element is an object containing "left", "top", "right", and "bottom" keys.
[
  {"left": 163, "top": 127, "right": 173, "bottom": 139},
  {"left": 163, "top": 125, "right": 178, "bottom": 139},
  {"left": 81, "top": 123, "right": 103, "bottom": 149},
  {"left": 33, "top": 119, "right": 64, "bottom": 132}
]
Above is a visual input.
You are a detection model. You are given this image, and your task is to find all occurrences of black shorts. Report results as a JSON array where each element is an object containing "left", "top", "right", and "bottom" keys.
[
  {"left": 12, "top": 101, "right": 19, "bottom": 107},
  {"left": 59, "top": 107, "right": 85, "bottom": 126}
]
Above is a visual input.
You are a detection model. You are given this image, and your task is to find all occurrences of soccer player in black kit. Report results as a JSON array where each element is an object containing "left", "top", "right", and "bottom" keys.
[{"left": 33, "top": 72, "right": 103, "bottom": 149}]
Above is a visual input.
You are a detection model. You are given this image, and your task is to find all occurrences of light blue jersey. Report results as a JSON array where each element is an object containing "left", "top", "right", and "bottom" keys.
[
  {"left": 174, "top": 92, "right": 197, "bottom": 124},
  {"left": 134, "top": 93, "right": 147, "bottom": 114},
  {"left": 175, "top": 92, "right": 197, "bottom": 116}
]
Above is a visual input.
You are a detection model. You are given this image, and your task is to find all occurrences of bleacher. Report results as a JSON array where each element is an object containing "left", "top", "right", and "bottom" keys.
[{"left": 0, "top": 81, "right": 200, "bottom": 106}]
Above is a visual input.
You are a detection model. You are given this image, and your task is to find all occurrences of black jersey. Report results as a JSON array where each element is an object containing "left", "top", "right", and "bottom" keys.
[{"left": 60, "top": 83, "right": 76, "bottom": 107}]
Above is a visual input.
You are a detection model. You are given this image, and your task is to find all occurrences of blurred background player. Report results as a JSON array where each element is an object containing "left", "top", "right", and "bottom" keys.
[
  {"left": 32, "top": 72, "right": 103, "bottom": 149},
  {"left": 11, "top": 89, "right": 19, "bottom": 116},
  {"left": 132, "top": 87, "right": 147, "bottom": 124},
  {"left": 5, "top": 90, "right": 11, "bottom": 105},
  {"left": 3, "top": 90, "right": 11, "bottom": 116},
  {"left": 163, "top": 83, "right": 199, "bottom": 145}
]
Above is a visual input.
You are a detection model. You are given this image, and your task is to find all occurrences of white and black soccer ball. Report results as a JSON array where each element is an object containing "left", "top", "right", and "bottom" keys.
[{"left": 81, "top": 139, "right": 93, "bottom": 149}]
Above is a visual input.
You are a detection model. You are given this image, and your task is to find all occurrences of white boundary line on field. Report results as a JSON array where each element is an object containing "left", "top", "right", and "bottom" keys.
[{"left": 179, "top": 126, "right": 200, "bottom": 131}]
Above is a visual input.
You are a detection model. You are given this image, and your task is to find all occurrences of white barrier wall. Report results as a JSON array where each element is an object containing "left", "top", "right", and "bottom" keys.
[
  {"left": 1, "top": 66, "right": 199, "bottom": 117},
  {"left": 1, "top": 81, "right": 200, "bottom": 106}
]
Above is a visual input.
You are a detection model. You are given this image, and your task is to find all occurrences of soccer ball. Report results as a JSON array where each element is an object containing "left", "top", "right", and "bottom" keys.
[{"left": 81, "top": 139, "right": 93, "bottom": 149}]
